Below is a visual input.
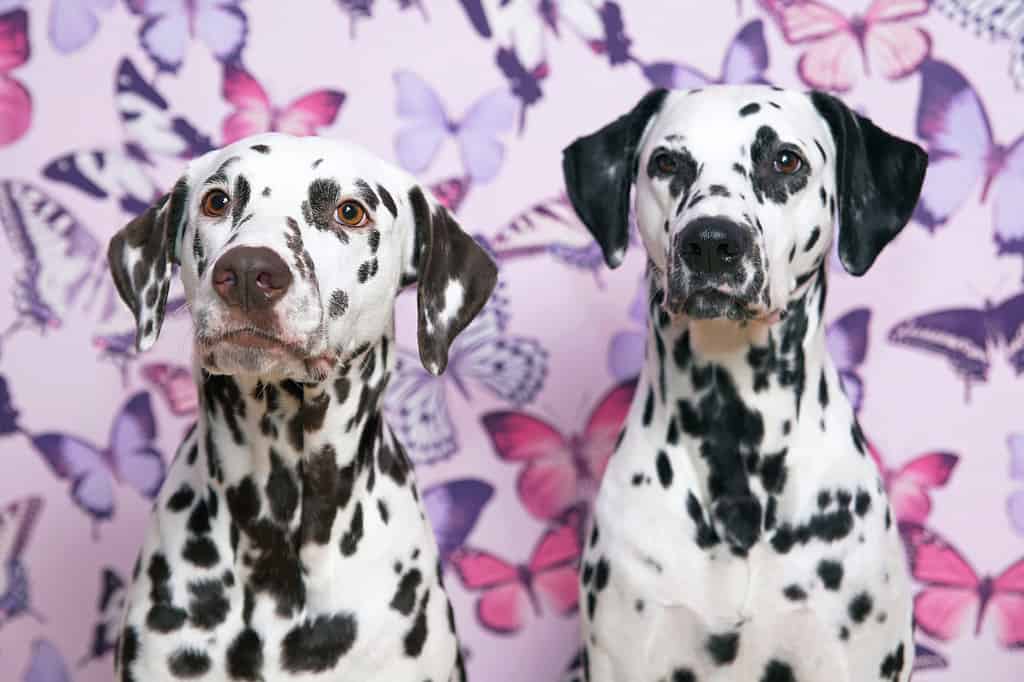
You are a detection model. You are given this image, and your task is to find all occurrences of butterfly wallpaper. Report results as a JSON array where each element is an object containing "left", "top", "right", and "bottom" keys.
[{"left": 0, "top": 1, "right": 1022, "bottom": 680}]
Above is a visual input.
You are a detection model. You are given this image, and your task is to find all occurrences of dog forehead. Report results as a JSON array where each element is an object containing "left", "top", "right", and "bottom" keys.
[
  {"left": 185, "top": 133, "right": 403, "bottom": 199},
  {"left": 645, "top": 87, "right": 831, "bottom": 160}
]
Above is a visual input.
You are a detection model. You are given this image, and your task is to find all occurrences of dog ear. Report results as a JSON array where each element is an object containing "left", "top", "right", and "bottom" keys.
[
  {"left": 561, "top": 88, "right": 668, "bottom": 269},
  {"left": 107, "top": 177, "right": 189, "bottom": 352},
  {"left": 810, "top": 91, "right": 928, "bottom": 276},
  {"left": 401, "top": 186, "right": 498, "bottom": 376}
]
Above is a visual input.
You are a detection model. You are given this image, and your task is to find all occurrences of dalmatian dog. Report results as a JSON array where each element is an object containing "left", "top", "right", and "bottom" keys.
[
  {"left": 107, "top": 132, "right": 497, "bottom": 681},
  {"left": 561, "top": 87, "right": 927, "bottom": 682}
]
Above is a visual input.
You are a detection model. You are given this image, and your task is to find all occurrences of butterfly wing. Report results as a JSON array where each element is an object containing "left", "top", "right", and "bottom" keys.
[
  {"left": 888, "top": 452, "right": 959, "bottom": 524},
  {"left": 134, "top": 1, "right": 189, "bottom": 72},
  {"left": 991, "top": 557, "right": 1024, "bottom": 648},
  {"left": 0, "top": 7, "right": 28, "bottom": 72},
  {"left": 0, "top": 9, "right": 30, "bottom": 145},
  {"left": 22, "top": 639, "right": 72, "bottom": 682},
  {"left": 912, "top": 641, "right": 948, "bottom": 671},
  {"left": 0, "top": 179, "right": 104, "bottom": 329},
  {"left": 608, "top": 330, "right": 645, "bottom": 383},
  {"left": 454, "top": 88, "right": 518, "bottom": 184},
  {"left": 193, "top": 0, "right": 247, "bottom": 64},
  {"left": 275, "top": 89, "right": 346, "bottom": 137},
  {"left": 900, "top": 521, "right": 980, "bottom": 640},
  {"left": 993, "top": 134, "right": 1024, "bottom": 256},
  {"left": 0, "top": 495, "right": 42, "bottom": 567},
  {"left": 30, "top": 433, "right": 114, "bottom": 519},
  {"left": 481, "top": 410, "right": 575, "bottom": 521},
  {"left": 393, "top": 70, "right": 448, "bottom": 174},
  {"left": 530, "top": 515, "right": 583, "bottom": 615},
  {"left": 720, "top": 19, "right": 770, "bottom": 84},
  {"left": 221, "top": 62, "right": 272, "bottom": 143},
  {"left": 141, "top": 362, "right": 198, "bottom": 416},
  {"left": 449, "top": 548, "right": 527, "bottom": 633},
  {"left": 422, "top": 478, "right": 494, "bottom": 564},
  {"left": 581, "top": 377, "right": 637, "bottom": 484},
  {"left": 888, "top": 307, "right": 991, "bottom": 384},
  {"left": 429, "top": 176, "right": 471, "bottom": 213},
  {"left": 109, "top": 391, "right": 165, "bottom": 499},
  {"left": 48, "top": 0, "right": 113, "bottom": 53},
  {"left": 990, "top": 293, "right": 1024, "bottom": 375},
  {"left": 42, "top": 149, "right": 160, "bottom": 216},
  {"left": 797, "top": 32, "right": 862, "bottom": 92},
  {"left": 913, "top": 60, "right": 992, "bottom": 230},
  {"left": 384, "top": 348, "right": 457, "bottom": 464}
]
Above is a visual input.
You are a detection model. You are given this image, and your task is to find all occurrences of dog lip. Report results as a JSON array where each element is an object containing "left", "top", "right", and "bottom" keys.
[
  {"left": 665, "top": 287, "right": 761, "bottom": 321},
  {"left": 200, "top": 328, "right": 308, "bottom": 357}
]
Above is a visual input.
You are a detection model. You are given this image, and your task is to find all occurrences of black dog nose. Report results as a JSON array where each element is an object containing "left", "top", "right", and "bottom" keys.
[
  {"left": 675, "top": 217, "right": 748, "bottom": 275},
  {"left": 212, "top": 246, "right": 293, "bottom": 311}
]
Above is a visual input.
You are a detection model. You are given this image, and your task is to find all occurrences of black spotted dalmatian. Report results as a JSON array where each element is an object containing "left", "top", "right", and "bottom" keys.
[
  {"left": 106, "top": 132, "right": 497, "bottom": 681},
  {"left": 560, "top": 87, "right": 927, "bottom": 681}
]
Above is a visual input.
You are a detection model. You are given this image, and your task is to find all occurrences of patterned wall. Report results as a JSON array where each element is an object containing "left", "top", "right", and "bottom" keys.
[{"left": 0, "top": 1, "right": 1022, "bottom": 680}]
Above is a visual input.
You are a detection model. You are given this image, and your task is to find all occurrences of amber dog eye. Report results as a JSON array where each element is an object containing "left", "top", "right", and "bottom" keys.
[
  {"left": 201, "top": 189, "right": 231, "bottom": 217},
  {"left": 773, "top": 150, "right": 804, "bottom": 175},
  {"left": 335, "top": 200, "right": 369, "bottom": 227},
  {"left": 653, "top": 152, "right": 678, "bottom": 174}
]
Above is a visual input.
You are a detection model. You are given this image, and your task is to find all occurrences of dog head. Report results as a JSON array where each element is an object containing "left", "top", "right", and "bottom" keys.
[
  {"left": 108, "top": 133, "right": 497, "bottom": 381},
  {"left": 562, "top": 87, "right": 927, "bottom": 321}
]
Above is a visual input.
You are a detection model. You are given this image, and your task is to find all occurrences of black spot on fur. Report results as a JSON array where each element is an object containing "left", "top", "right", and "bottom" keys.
[
  {"left": 232, "top": 174, "right": 251, "bottom": 227},
  {"left": 302, "top": 178, "right": 341, "bottom": 233},
  {"left": 880, "top": 643, "right": 905, "bottom": 680},
  {"left": 281, "top": 613, "right": 358, "bottom": 673},
  {"left": 671, "top": 669, "right": 696, "bottom": 682},
  {"left": 227, "top": 629, "right": 263, "bottom": 680},
  {"left": 750, "top": 126, "right": 809, "bottom": 204},
  {"left": 656, "top": 450, "right": 673, "bottom": 488},
  {"left": 854, "top": 489, "right": 872, "bottom": 516},
  {"left": 266, "top": 449, "right": 299, "bottom": 523},
  {"left": 814, "top": 138, "right": 827, "bottom": 162},
  {"left": 739, "top": 102, "right": 761, "bottom": 116},
  {"left": 226, "top": 476, "right": 261, "bottom": 526},
  {"left": 287, "top": 390, "right": 330, "bottom": 452},
  {"left": 760, "top": 449, "right": 787, "bottom": 494},
  {"left": 187, "top": 498, "right": 210, "bottom": 535},
  {"left": 851, "top": 420, "right": 867, "bottom": 455},
  {"left": 377, "top": 184, "right": 397, "bottom": 217},
  {"left": 706, "top": 631, "right": 740, "bottom": 665},
  {"left": 849, "top": 592, "right": 873, "bottom": 623},
  {"left": 647, "top": 146, "right": 699, "bottom": 199},
  {"left": 708, "top": 184, "right": 730, "bottom": 197},
  {"left": 182, "top": 537, "right": 219, "bottom": 568},
  {"left": 686, "top": 492, "right": 720, "bottom": 548},
  {"left": 202, "top": 374, "right": 246, "bottom": 446},
  {"left": 594, "top": 558, "right": 610, "bottom": 591},
  {"left": 328, "top": 290, "right": 349, "bottom": 318},
  {"left": 404, "top": 590, "right": 430, "bottom": 656},
  {"left": 312, "top": 158, "right": 323, "bottom": 169},
  {"left": 147, "top": 604, "right": 188, "bottom": 633},
  {"left": 250, "top": 144, "right": 270, "bottom": 154},
  {"left": 837, "top": 489, "right": 852, "bottom": 508},
  {"left": 804, "top": 226, "right": 821, "bottom": 251},
  {"left": 760, "top": 659, "right": 795, "bottom": 682},
  {"left": 817, "top": 559, "right": 843, "bottom": 590},
  {"left": 167, "top": 484, "right": 195, "bottom": 512},
  {"left": 340, "top": 502, "right": 365, "bottom": 556},
  {"left": 782, "top": 584, "right": 806, "bottom": 601},
  {"left": 167, "top": 648, "right": 211, "bottom": 677},
  {"left": 299, "top": 443, "right": 340, "bottom": 545},
  {"left": 262, "top": 186, "right": 271, "bottom": 197},
  {"left": 353, "top": 179, "right": 379, "bottom": 211},
  {"left": 188, "top": 579, "right": 229, "bottom": 629},
  {"left": 390, "top": 568, "right": 422, "bottom": 616}
]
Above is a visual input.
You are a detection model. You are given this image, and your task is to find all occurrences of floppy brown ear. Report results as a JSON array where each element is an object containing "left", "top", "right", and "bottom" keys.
[
  {"left": 561, "top": 88, "right": 668, "bottom": 268},
  {"left": 401, "top": 186, "right": 498, "bottom": 375},
  {"left": 107, "top": 178, "right": 189, "bottom": 352},
  {"left": 810, "top": 91, "right": 928, "bottom": 276}
]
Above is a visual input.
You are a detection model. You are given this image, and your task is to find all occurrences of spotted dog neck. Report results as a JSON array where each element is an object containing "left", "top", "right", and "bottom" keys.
[
  {"left": 638, "top": 264, "right": 865, "bottom": 556},
  {"left": 190, "top": 335, "right": 416, "bottom": 617}
]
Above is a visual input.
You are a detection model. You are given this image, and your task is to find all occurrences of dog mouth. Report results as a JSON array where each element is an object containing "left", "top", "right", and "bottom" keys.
[
  {"left": 664, "top": 287, "right": 778, "bottom": 323},
  {"left": 200, "top": 327, "right": 308, "bottom": 355}
]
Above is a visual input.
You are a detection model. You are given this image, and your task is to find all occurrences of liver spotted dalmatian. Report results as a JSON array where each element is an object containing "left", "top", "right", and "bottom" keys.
[
  {"left": 560, "top": 86, "right": 927, "bottom": 682},
  {"left": 106, "top": 133, "right": 497, "bottom": 681}
]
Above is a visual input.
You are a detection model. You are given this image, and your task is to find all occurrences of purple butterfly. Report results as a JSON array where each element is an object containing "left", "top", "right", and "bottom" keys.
[
  {"left": 43, "top": 58, "right": 214, "bottom": 215},
  {"left": 48, "top": 0, "right": 114, "bottom": 53},
  {"left": 913, "top": 59, "right": 1024, "bottom": 259},
  {"left": 394, "top": 70, "right": 519, "bottom": 185},
  {"left": 0, "top": 179, "right": 109, "bottom": 344},
  {"left": 639, "top": 19, "right": 770, "bottom": 89},
  {"left": 457, "top": 0, "right": 490, "bottom": 38},
  {"left": 125, "top": 0, "right": 247, "bottom": 74},
  {"left": 0, "top": 375, "right": 19, "bottom": 437},
  {"left": 608, "top": 273, "right": 649, "bottom": 383},
  {"left": 336, "top": 0, "right": 427, "bottom": 37},
  {"left": 1008, "top": 433, "right": 1024, "bottom": 537},
  {"left": 29, "top": 391, "right": 166, "bottom": 533},
  {"left": 422, "top": 478, "right": 494, "bottom": 567},
  {"left": 384, "top": 281, "right": 548, "bottom": 464},
  {"left": 933, "top": 0, "right": 1024, "bottom": 91},
  {"left": 0, "top": 495, "right": 43, "bottom": 628},
  {"left": 78, "top": 567, "right": 125, "bottom": 666},
  {"left": 826, "top": 307, "right": 870, "bottom": 412},
  {"left": 887, "top": 292, "right": 1024, "bottom": 402},
  {"left": 22, "top": 638, "right": 72, "bottom": 682},
  {"left": 913, "top": 640, "right": 948, "bottom": 672}
]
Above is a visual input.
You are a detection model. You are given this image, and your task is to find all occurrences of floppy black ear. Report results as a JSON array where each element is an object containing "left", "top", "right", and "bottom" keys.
[
  {"left": 107, "top": 178, "right": 189, "bottom": 352},
  {"left": 561, "top": 88, "right": 668, "bottom": 268},
  {"left": 811, "top": 91, "right": 928, "bottom": 276},
  {"left": 403, "top": 186, "right": 498, "bottom": 376}
]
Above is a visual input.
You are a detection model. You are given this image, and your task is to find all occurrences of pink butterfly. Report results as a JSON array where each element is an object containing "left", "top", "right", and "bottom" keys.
[
  {"left": 482, "top": 378, "right": 636, "bottom": 522},
  {"left": 760, "top": 0, "right": 930, "bottom": 92},
  {"left": 449, "top": 508, "right": 583, "bottom": 634},
  {"left": 429, "top": 176, "right": 471, "bottom": 213},
  {"left": 866, "top": 440, "right": 958, "bottom": 525},
  {"left": 0, "top": 8, "right": 31, "bottom": 146},
  {"left": 901, "top": 521, "right": 1024, "bottom": 648},
  {"left": 141, "top": 362, "right": 197, "bottom": 417},
  {"left": 221, "top": 63, "right": 345, "bottom": 144}
]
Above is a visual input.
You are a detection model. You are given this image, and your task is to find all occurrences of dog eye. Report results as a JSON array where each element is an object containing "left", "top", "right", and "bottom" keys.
[
  {"left": 201, "top": 189, "right": 230, "bottom": 217},
  {"left": 335, "top": 200, "right": 369, "bottom": 227},
  {"left": 773, "top": 150, "right": 804, "bottom": 175},
  {"left": 653, "top": 152, "right": 678, "bottom": 175}
]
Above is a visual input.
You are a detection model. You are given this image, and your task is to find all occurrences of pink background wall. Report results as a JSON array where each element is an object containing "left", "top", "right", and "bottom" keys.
[{"left": 0, "top": 1, "right": 1022, "bottom": 680}]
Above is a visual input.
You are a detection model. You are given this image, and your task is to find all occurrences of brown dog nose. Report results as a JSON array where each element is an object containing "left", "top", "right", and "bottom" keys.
[{"left": 212, "top": 246, "right": 292, "bottom": 311}]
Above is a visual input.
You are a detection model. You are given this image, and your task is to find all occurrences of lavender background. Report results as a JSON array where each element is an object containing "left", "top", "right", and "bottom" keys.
[{"left": 0, "top": 1, "right": 1023, "bottom": 680}]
